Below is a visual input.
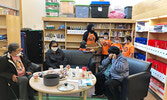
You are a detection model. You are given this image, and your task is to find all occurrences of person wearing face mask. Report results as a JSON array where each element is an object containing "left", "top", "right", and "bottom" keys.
[
  {"left": 83, "top": 23, "right": 99, "bottom": 45},
  {"left": 100, "top": 32, "right": 112, "bottom": 64},
  {"left": 111, "top": 37, "right": 122, "bottom": 51},
  {"left": 0, "top": 43, "right": 35, "bottom": 100},
  {"left": 92, "top": 46, "right": 129, "bottom": 100},
  {"left": 44, "top": 40, "right": 67, "bottom": 70},
  {"left": 122, "top": 36, "right": 134, "bottom": 58}
]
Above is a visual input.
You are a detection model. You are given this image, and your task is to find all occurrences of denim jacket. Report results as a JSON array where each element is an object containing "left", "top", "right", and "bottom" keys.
[{"left": 102, "top": 53, "right": 129, "bottom": 81}]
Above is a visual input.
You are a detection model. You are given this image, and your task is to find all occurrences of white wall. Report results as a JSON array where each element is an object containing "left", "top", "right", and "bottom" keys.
[
  {"left": 22, "top": 0, "right": 144, "bottom": 30},
  {"left": 22, "top": 0, "right": 45, "bottom": 30}
]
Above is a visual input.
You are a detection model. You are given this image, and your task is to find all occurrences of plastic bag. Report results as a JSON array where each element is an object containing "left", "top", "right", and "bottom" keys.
[{"left": 108, "top": 10, "right": 125, "bottom": 19}]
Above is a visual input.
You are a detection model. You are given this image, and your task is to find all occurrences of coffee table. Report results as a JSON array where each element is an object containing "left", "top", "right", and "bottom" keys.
[{"left": 29, "top": 69, "right": 96, "bottom": 100}]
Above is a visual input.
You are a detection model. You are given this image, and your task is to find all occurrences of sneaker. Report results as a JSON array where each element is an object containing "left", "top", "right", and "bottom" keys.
[{"left": 91, "top": 93, "right": 103, "bottom": 97}]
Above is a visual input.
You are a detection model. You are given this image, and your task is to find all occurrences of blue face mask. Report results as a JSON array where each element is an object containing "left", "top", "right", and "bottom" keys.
[{"left": 104, "top": 37, "right": 108, "bottom": 40}]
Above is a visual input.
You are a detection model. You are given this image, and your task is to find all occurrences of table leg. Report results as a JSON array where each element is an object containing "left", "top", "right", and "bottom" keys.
[
  {"left": 80, "top": 92, "right": 82, "bottom": 98},
  {"left": 38, "top": 92, "right": 43, "bottom": 100},
  {"left": 83, "top": 90, "right": 87, "bottom": 100},
  {"left": 46, "top": 93, "right": 49, "bottom": 100}
]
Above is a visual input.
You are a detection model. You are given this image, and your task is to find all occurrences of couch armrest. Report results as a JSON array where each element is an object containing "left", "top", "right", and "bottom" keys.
[
  {"left": 88, "top": 57, "right": 96, "bottom": 74},
  {"left": 122, "top": 72, "right": 151, "bottom": 100},
  {"left": 31, "top": 62, "right": 41, "bottom": 72}
]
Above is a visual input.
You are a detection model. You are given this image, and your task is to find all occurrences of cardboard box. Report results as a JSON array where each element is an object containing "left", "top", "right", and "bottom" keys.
[
  {"left": 60, "top": 0, "right": 75, "bottom": 14},
  {"left": 86, "top": 43, "right": 101, "bottom": 51}
]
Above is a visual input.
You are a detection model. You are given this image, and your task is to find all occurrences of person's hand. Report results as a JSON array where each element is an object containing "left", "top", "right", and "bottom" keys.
[
  {"left": 106, "top": 41, "right": 109, "bottom": 45},
  {"left": 90, "top": 49, "right": 95, "bottom": 52},
  {"left": 112, "top": 54, "right": 117, "bottom": 59},
  {"left": 109, "top": 54, "right": 113, "bottom": 59},
  {"left": 26, "top": 72, "right": 32, "bottom": 75},
  {"left": 12, "top": 75, "right": 18, "bottom": 83}
]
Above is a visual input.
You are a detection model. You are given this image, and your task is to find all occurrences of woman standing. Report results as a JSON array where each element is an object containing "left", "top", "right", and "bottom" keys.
[{"left": 83, "top": 24, "right": 99, "bottom": 44}]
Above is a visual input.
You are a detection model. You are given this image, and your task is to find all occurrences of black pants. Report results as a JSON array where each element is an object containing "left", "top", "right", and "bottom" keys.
[
  {"left": 95, "top": 72, "right": 121, "bottom": 100},
  {"left": 27, "top": 75, "right": 35, "bottom": 100},
  {"left": 100, "top": 55, "right": 108, "bottom": 64},
  {"left": 105, "top": 79, "right": 121, "bottom": 100}
]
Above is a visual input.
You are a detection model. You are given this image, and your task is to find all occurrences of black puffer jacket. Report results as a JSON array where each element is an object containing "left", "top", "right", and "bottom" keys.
[{"left": 45, "top": 49, "right": 68, "bottom": 69}]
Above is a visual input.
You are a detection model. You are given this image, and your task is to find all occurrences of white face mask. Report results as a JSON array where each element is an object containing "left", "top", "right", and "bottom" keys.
[
  {"left": 104, "top": 37, "right": 108, "bottom": 40},
  {"left": 16, "top": 52, "right": 21, "bottom": 57},
  {"left": 124, "top": 40, "right": 127, "bottom": 43},
  {"left": 115, "top": 40, "right": 119, "bottom": 43},
  {"left": 51, "top": 47, "right": 58, "bottom": 52}
]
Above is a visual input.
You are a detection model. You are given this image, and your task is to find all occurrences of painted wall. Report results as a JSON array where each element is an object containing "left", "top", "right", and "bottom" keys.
[
  {"left": 22, "top": 0, "right": 45, "bottom": 30},
  {"left": 22, "top": 0, "right": 144, "bottom": 30}
]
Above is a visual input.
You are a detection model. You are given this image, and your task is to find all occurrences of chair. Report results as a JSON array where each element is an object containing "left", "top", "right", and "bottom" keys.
[{"left": 121, "top": 57, "right": 152, "bottom": 100}]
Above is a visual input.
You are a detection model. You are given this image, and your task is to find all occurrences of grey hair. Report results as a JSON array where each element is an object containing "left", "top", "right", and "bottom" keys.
[{"left": 8, "top": 43, "right": 19, "bottom": 53}]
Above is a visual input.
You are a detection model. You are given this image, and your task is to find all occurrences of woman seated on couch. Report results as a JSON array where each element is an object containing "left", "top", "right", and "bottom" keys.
[
  {"left": 92, "top": 46, "right": 129, "bottom": 100},
  {"left": 44, "top": 40, "right": 67, "bottom": 70}
]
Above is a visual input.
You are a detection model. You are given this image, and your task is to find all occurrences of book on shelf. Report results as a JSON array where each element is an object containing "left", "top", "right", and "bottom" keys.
[
  {"left": 67, "top": 26, "right": 87, "bottom": 30},
  {"left": 94, "top": 24, "right": 109, "bottom": 29},
  {"left": 45, "top": 33, "right": 65, "bottom": 41},
  {"left": 97, "top": 30, "right": 109, "bottom": 36},
  {"left": 113, "top": 23, "right": 132, "bottom": 29},
  {"left": 136, "top": 22, "right": 149, "bottom": 32}
]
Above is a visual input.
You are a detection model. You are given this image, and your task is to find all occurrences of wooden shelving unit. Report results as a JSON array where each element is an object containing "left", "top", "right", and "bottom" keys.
[
  {"left": 43, "top": 17, "right": 135, "bottom": 57},
  {"left": 0, "top": 15, "right": 20, "bottom": 56},
  {"left": 134, "top": 15, "right": 167, "bottom": 100},
  {"left": 0, "top": 0, "right": 20, "bottom": 16},
  {"left": 149, "top": 86, "right": 164, "bottom": 99},
  {"left": 133, "top": 1, "right": 167, "bottom": 99}
]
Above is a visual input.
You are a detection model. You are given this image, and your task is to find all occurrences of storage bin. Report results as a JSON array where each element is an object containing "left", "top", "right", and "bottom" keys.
[
  {"left": 45, "top": 1, "right": 59, "bottom": 17},
  {"left": 90, "top": 1, "right": 110, "bottom": 18},
  {"left": 60, "top": 0, "right": 75, "bottom": 14},
  {"left": 76, "top": 5, "right": 89, "bottom": 18},
  {"left": 124, "top": 6, "right": 132, "bottom": 19},
  {"left": 46, "top": 9, "right": 59, "bottom": 17}
]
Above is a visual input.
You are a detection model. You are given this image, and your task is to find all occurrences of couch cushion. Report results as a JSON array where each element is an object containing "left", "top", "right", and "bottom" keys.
[
  {"left": 126, "top": 57, "right": 151, "bottom": 75},
  {"left": 63, "top": 50, "right": 93, "bottom": 66}
]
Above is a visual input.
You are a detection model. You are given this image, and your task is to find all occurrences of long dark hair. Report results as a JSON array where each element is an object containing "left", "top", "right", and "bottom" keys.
[
  {"left": 49, "top": 40, "right": 58, "bottom": 49},
  {"left": 87, "top": 23, "right": 94, "bottom": 32}
]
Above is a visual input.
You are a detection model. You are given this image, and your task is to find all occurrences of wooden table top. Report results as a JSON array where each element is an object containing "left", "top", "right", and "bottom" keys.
[{"left": 29, "top": 69, "right": 96, "bottom": 95}]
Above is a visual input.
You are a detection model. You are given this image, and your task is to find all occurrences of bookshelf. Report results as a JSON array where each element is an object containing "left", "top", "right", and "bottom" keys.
[
  {"left": 134, "top": 17, "right": 167, "bottom": 100},
  {"left": 133, "top": 0, "right": 167, "bottom": 99},
  {"left": 43, "top": 17, "right": 135, "bottom": 58},
  {"left": 0, "top": 15, "right": 20, "bottom": 55}
]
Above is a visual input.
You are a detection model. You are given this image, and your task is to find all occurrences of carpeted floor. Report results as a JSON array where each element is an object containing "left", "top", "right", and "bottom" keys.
[
  {"left": 34, "top": 87, "right": 107, "bottom": 100},
  {"left": 34, "top": 87, "right": 157, "bottom": 100},
  {"left": 34, "top": 96, "right": 107, "bottom": 100}
]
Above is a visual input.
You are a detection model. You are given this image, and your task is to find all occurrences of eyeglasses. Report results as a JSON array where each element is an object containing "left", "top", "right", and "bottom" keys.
[
  {"left": 16, "top": 49, "right": 21, "bottom": 52},
  {"left": 52, "top": 46, "right": 58, "bottom": 47}
]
